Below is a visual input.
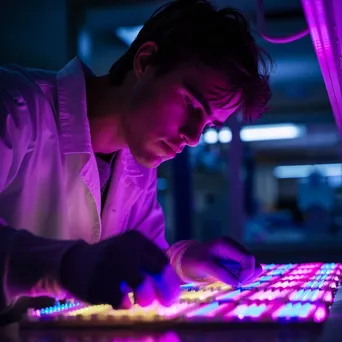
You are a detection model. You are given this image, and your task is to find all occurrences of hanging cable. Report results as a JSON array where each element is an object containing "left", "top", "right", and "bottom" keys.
[{"left": 256, "top": 0, "right": 310, "bottom": 44}]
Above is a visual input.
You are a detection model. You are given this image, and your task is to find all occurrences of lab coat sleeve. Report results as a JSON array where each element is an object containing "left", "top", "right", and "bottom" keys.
[
  {"left": 132, "top": 169, "right": 197, "bottom": 283},
  {"left": 0, "top": 89, "right": 80, "bottom": 311}
]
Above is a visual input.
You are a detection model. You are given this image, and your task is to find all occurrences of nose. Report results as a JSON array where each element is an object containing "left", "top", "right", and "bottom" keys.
[{"left": 180, "top": 123, "right": 204, "bottom": 147}]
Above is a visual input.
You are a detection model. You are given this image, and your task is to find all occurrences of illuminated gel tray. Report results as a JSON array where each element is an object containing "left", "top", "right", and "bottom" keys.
[{"left": 23, "top": 263, "right": 341, "bottom": 328}]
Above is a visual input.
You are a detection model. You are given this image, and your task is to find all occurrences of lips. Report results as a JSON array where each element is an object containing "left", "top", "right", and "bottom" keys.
[
  {"left": 161, "top": 142, "right": 175, "bottom": 156},
  {"left": 164, "top": 142, "right": 183, "bottom": 155},
  {"left": 173, "top": 146, "right": 184, "bottom": 154}
]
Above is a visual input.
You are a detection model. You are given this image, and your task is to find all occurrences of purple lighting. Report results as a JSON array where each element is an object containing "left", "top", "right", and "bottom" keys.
[
  {"left": 25, "top": 263, "right": 341, "bottom": 327},
  {"left": 302, "top": 0, "right": 342, "bottom": 133},
  {"left": 313, "top": 306, "right": 328, "bottom": 323}
]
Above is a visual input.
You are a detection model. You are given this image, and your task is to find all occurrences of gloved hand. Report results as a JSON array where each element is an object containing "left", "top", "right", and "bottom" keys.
[
  {"left": 59, "top": 231, "right": 180, "bottom": 309},
  {"left": 180, "top": 237, "right": 263, "bottom": 286}
]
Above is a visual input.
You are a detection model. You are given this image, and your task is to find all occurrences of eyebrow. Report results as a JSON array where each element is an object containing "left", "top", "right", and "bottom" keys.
[
  {"left": 183, "top": 81, "right": 212, "bottom": 116},
  {"left": 183, "top": 82, "right": 227, "bottom": 127}
]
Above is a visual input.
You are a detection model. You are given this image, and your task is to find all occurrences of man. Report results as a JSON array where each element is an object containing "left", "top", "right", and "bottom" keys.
[{"left": 0, "top": 0, "right": 271, "bottom": 312}]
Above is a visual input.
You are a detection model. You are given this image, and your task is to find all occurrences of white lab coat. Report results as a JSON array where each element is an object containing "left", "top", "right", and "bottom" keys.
[{"left": 0, "top": 58, "right": 189, "bottom": 304}]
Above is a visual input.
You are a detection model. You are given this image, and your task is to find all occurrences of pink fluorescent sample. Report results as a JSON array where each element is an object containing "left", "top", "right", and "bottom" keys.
[
  {"left": 186, "top": 303, "right": 219, "bottom": 317},
  {"left": 313, "top": 306, "right": 328, "bottom": 323},
  {"left": 216, "top": 290, "right": 250, "bottom": 301},
  {"left": 271, "top": 280, "right": 303, "bottom": 289},
  {"left": 225, "top": 303, "right": 269, "bottom": 320},
  {"left": 158, "top": 303, "right": 197, "bottom": 318},
  {"left": 204, "top": 303, "right": 234, "bottom": 317},
  {"left": 25, "top": 263, "right": 340, "bottom": 325},
  {"left": 249, "top": 289, "right": 291, "bottom": 301},
  {"left": 324, "top": 290, "right": 333, "bottom": 302}
]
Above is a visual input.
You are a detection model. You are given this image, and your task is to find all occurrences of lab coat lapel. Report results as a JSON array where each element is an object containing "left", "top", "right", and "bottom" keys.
[
  {"left": 101, "top": 149, "right": 144, "bottom": 240},
  {"left": 56, "top": 57, "right": 102, "bottom": 242}
]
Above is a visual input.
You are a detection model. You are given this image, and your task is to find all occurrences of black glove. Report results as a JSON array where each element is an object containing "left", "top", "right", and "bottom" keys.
[{"left": 59, "top": 231, "right": 180, "bottom": 309}]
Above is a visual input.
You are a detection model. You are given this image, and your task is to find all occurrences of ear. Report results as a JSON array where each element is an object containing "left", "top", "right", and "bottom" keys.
[{"left": 133, "top": 41, "right": 158, "bottom": 79}]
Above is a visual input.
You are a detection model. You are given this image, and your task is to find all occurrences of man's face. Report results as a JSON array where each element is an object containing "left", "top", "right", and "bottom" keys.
[{"left": 123, "top": 60, "right": 241, "bottom": 168}]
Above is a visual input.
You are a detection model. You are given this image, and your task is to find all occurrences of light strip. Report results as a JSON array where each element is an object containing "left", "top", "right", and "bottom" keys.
[
  {"left": 203, "top": 124, "right": 305, "bottom": 144},
  {"left": 240, "top": 124, "right": 305, "bottom": 142},
  {"left": 274, "top": 163, "right": 342, "bottom": 179}
]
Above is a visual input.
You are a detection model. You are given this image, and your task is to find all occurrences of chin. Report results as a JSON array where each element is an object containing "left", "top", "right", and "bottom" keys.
[{"left": 133, "top": 153, "right": 164, "bottom": 169}]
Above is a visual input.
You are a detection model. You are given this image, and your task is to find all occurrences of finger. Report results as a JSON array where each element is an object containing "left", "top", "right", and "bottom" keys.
[
  {"left": 241, "top": 260, "right": 264, "bottom": 285},
  {"left": 200, "top": 259, "right": 240, "bottom": 287},
  {"left": 209, "top": 237, "right": 255, "bottom": 284},
  {"left": 256, "top": 262, "right": 264, "bottom": 276},
  {"left": 134, "top": 275, "right": 158, "bottom": 307},
  {"left": 120, "top": 293, "right": 134, "bottom": 309},
  {"left": 237, "top": 254, "right": 255, "bottom": 284},
  {"left": 118, "top": 282, "right": 134, "bottom": 309},
  {"left": 106, "top": 282, "right": 133, "bottom": 310},
  {"left": 125, "top": 271, "right": 146, "bottom": 296},
  {"left": 250, "top": 261, "right": 264, "bottom": 282},
  {"left": 219, "top": 259, "right": 242, "bottom": 278},
  {"left": 152, "top": 265, "right": 181, "bottom": 307}
]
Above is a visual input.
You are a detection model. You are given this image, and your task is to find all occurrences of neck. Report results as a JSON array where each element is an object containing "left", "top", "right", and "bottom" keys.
[{"left": 86, "top": 75, "right": 128, "bottom": 154}]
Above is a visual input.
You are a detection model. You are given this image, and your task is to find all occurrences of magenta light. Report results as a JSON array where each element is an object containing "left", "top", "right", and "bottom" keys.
[
  {"left": 204, "top": 303, "right": 233, "bottom": 317},
  {"left": 324, "top": 291, "right": 333, "bottom": 302},
  {"left": 25, "top": 263, "right": 340, "bottom": 326},
  {"left": 313, "top": 306, "right": 328, "bottom": 323},
  {"left": 302, "top": 0, "right": 342, "bottom": 133}
]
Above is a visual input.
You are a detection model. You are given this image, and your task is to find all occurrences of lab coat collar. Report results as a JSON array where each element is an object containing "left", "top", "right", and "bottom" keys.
[
  {"left": 56, "top": 57, "right": 143, "bottom": 179},
  {"left": 56, "top": 56, "right": 93, "bottom": 155},
  {"left": 120, "top": 149, "right": 144, "bottom": 179}
]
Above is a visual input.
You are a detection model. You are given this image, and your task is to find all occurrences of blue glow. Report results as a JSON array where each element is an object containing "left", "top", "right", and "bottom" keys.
[
  {"left": 259, "top": 276, "right": 273, "bottom": 282},
  {"left": 268, "top": 271, "right": 284, "bottom": 276},
  {"left": 268, "top": 264, "right": 295, "bottom": 276},
  {"left": 38, "top": 302, "right": 80, "bottom": 315},
  {"left": 263, "top": 264, "right": 276, "bottom": 270},
  {"left": 246, "top": 304, "right": 267, "bottom": 317},
  {"left": 181, "top": 283, "right": 195, "bottom": 290},
  {"left": 288, "top": 303, "right": 303, "bottom": 317},
  {"left": 292, "top": 289, "right": 305, "bottom": 301},
  {"left": 116, "top": 26, "right": 143, "bottom": 46},
  {"left": 274, "top": 164, "right": 342, "bottom": 179},
  {"left": 298, "top": 303, "right": 312, "bottom": 318},
  {"left": 188, "top": 302, "right": 219, "bottom": 316},
  {"left": 303, "top": 274, "right": 328, "bottom": 288},
  {"left": 240, "top": 124, "right": 305, "bottom": 142},
  {"left": 303, "top": 290, "right": 314, "bottom": 301},
  {"left": 77, "top": 30, "right": 91, "bottom": 60},
  {"left": 239, "top": 281, "right": 261, "bottom": 290},
  {"left": 277, "top": 303, "right": 312, "bottom": 319},
  {"left": 217, "top": 290, "right": 241, "bottom": 301},
  {"left": 278, "top": 303, "right": 295, "bottom": 318},
  {"left": 204, "top": 125, "right": 305, "bottom": 144},
  {"left": 307, "top": 289, "right": 320, "bottom": 301},
  {"left": 157, "top": 178, "right": 168, "bottom": 191}
]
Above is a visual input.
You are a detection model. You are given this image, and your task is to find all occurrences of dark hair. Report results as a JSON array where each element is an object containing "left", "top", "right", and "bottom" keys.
[{"left": 109, "top": 0, "right": 272, "bottom": 122}]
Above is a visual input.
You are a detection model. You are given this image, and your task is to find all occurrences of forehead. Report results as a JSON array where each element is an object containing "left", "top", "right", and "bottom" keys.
[{"left": 166, "top": 62, "right": 241, "bottom": 118}]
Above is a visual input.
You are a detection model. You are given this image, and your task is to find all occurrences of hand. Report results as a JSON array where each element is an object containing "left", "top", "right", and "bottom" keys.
[
  {"left": 59, "top": 231, "right": 180, "bottom": 309},
  {"left": 180, "top": 237, "right": 263, "bottom": 286}
]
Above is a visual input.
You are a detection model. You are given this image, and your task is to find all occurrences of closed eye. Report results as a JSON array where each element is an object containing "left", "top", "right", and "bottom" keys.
[
  {"left": 208, "top": 121, "right": 225, "bottom": 129},
  {"left": 185, "top": 96, "right": 202, "bottom": 116}
]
